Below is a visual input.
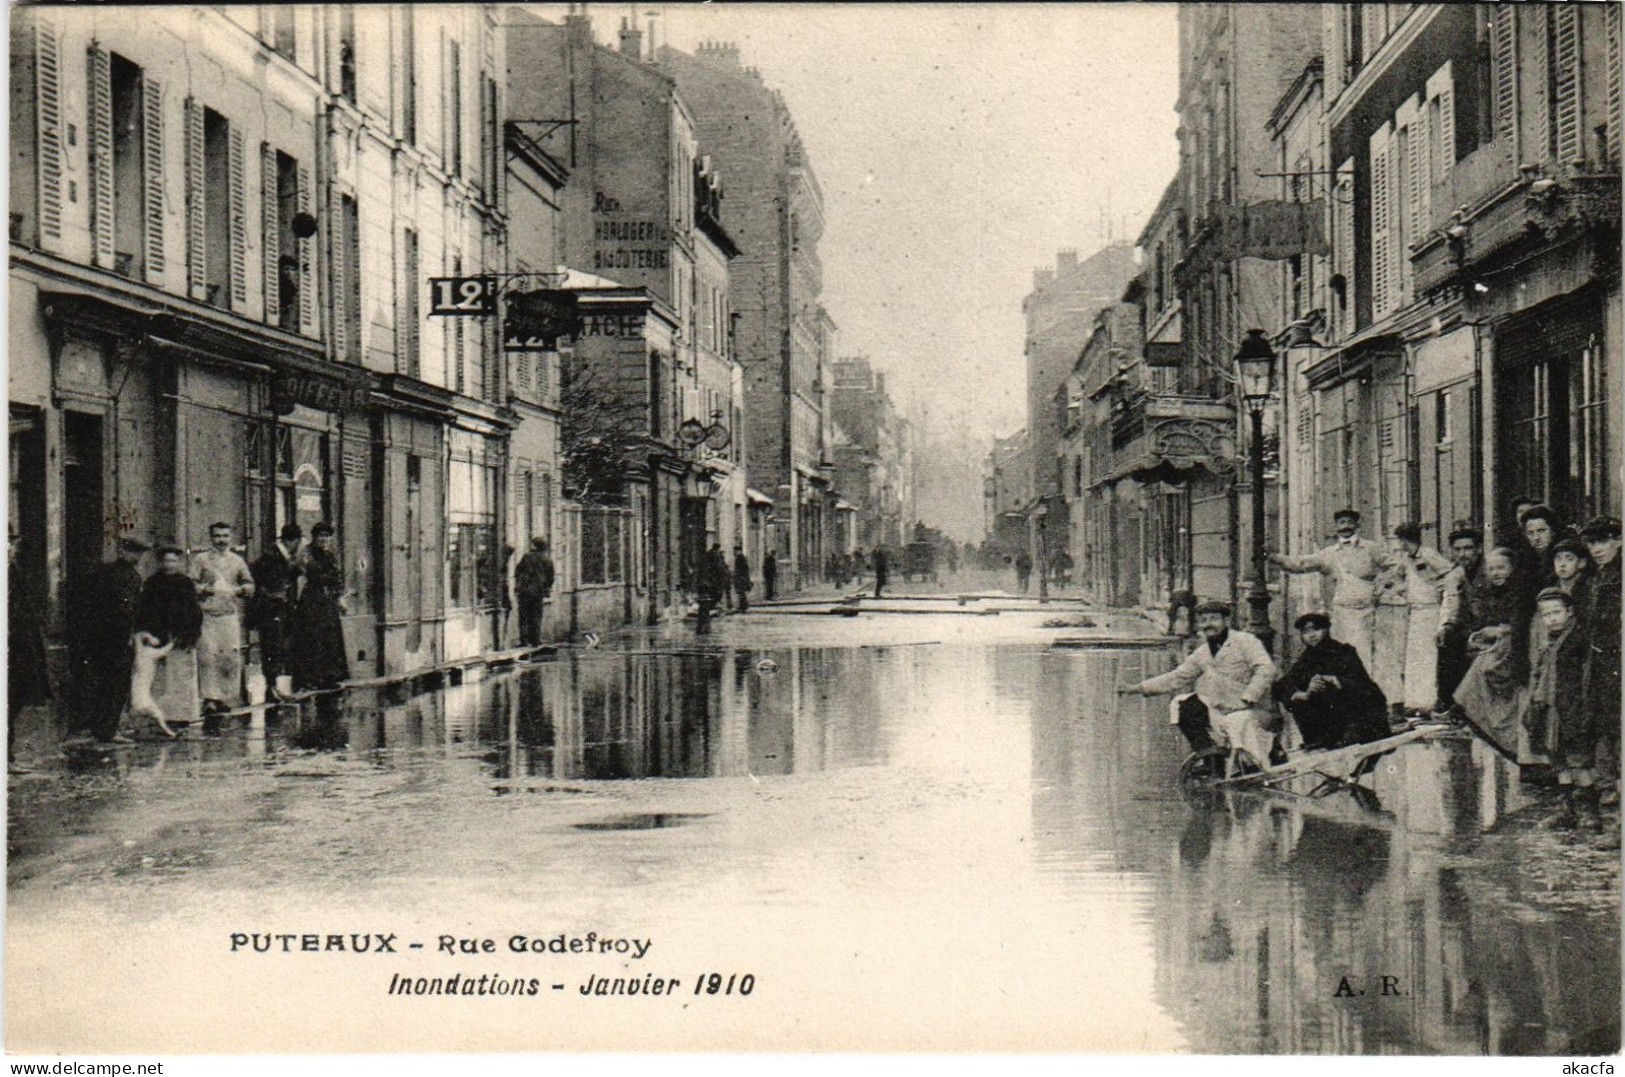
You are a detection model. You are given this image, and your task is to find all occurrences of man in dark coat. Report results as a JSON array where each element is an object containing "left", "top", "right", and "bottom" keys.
[
  {"left": 696, "top": 543, "right": 726, "bottom": 634},
  {"left": 762, "top": 551, "right": 778, "bottom": 601},
  {"left": 1580, "top": 517, "right": 1622, "bottom": 813},
  {"left": 732, "top": 546, "right": 751, "bottom": 613},
  {"left": 250, "top": 523, "right": 303, "bottom": 700},
  {"left": 289, "top": 522, "right": 349, "bottom": 692},
  {"left": 1434, "top": 526, "right": 1483, "bottom": 712},
  {"left": 10, "top": 534, "right": 53, "bottom": 767},
  {"left": 68, "top": 536, "right": 148, "bottom": 743},
  {"left": 872, "top": 547, "right": 889, "bottom": 598},
  {"left": 514, "top": 537, "right": 556, "bottom": 647},
  {"left": 1272, "top": 612, "right": 1390, "bottom": 751}
]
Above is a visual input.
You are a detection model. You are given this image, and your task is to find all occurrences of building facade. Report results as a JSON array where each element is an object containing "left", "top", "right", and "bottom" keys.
[
  {"left": 9, "top": 4, "right": 511, "bottom": 679},
  {"left": 659, "top": 40, "right": 834, "bottom": 591}
]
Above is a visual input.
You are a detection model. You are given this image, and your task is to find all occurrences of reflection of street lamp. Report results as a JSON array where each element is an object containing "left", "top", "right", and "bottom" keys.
[{"left": 1235, "top": 328, "right": 1276, "bottom": 653}]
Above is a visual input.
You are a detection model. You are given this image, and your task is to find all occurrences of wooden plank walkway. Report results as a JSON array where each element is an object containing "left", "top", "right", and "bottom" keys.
[{"left": 1216, "top": 723, "right": 1448, "bottom": 789}]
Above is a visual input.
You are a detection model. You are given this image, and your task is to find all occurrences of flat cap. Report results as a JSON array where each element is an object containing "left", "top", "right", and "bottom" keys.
[
  {"left": 1580, "top": 516, "right": 1622, "bottom": 540},
  {"left": 1293, "top": 611, "right": 1332, "bottom": 631},
  {"left": 1192, "top": 599, "right": 1232, "bottom": 617}
]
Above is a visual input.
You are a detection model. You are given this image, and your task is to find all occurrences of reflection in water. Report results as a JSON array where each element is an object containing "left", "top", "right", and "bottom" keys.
[
  {"left": 11, "top": 637, "right": 1619, "bottom": 1055},
  {"left": 1032, "top": 649, "right": 1620, "bottom": 1055}
]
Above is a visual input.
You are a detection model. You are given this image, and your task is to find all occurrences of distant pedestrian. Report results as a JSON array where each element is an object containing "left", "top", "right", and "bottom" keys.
[
  {"left": 290, "top": 522, "right": 349, "bottom": 692},
  {"left": 9, "top": 534, "right": 52, "bottom": 769},
  {"left": 67, "top": 536, "right": 147, "bottom": 744},
  {"left": 1014, "top": 550, "right": 1032, "bottom": 594},
  {"left": 763, "top": 551, "right": 778, "bottom": 601},
  {"left": 696, "top": 543, "right": 725, "bottom": 634},
  {"left": 733, "top": 547, "right": 752, "bottom": 612},
  {"left": 251, "top": 523, "right": 304, "bottom": 701},
  {"left": 515, "top": 537, "right": 556, "bottom": 647},
  {"left": 872, "top": 547, "right": 889, "bottom": 598},
  {"left": 1269, "top": 508, "right": 1387, "bottom": 668},
  {"left": 193, "top": 522, "right": 256, "bottom": 722},
  {"left": 131, "top": 544, "right": 204, "bottom": 737}
]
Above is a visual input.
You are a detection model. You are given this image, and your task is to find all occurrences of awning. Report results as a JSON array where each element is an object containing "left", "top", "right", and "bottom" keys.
[{"left": 746, "top": 488, "right": 774, "bottom": 506}]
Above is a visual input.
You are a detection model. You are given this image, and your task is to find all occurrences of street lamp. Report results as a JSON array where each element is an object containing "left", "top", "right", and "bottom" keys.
[{"left": 1235, "top": 328, "right": 1276, "bottom": 653}]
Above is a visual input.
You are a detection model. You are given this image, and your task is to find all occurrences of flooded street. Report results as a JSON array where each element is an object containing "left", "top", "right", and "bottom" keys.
[{"left": 8, "top": 601, "right": 1620, "bottom": 1053}]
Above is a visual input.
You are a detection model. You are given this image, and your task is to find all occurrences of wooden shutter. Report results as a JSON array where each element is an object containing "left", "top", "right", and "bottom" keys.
[
  {"left": 184, "top": 98, "right": 206, "bottom": 298},
  {"left": 1323, "top": 5, "right": 1344, "bottom": 99},
  {"left": 1609, "top": 4, "right": 1622, "bottom": 170},
  {"left": 297, "top": 164, "right": 316, "bottom": 336},
  {"left": 331, "top": 194, "right": 349, "bottom": 362},
  {"left": 1426, "top": 62, "right": 1455, "bottom": 180},
  {"left": 1492, "top": 6, "right": 1519, "bottom": 161},
  {"left": 1551, "top": 4, "right": 1582, "bottom": 166},
  {"left": 1399, "top": 96, "right": 1421, "bottom": 293},
  {"left": 228, "top": 125, "right": 248, "bottom": 308},
  {"left": 1369, "top": 126, "right": 1393, "bottom": 321},
  {"left": 36, "top": 20, "right": 64, "bottom": 244},
  {"left": 1525, "top": 7, "right": 1550, "bottom": 164},
  {"left": 87, "top": 46, "right": 114, "bottom": 269},
  {"left": 142, "top": 74, "right": 165, "bottom": 284},
  {"left": 262, "top": 143, "right": 280, "bottom": 323}
]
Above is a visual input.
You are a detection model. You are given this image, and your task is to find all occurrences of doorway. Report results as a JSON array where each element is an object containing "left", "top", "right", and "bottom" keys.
[{"left": 62, "top": 410, "right": 106, "bottom": 620}]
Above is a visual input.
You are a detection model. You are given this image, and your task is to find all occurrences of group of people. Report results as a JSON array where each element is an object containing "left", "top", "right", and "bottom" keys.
[
  {"left": 1126, "top": 505, "right": 1621, "bottom": 836},
  {"left": 1119, "top": 599, "right": 1392, "bottom": 780},
  {"left": 693, "top": 544, "right": 759, "bottom": 634},
  {"left": 63, "top": 521, "right": 350, "bottom": 742}
]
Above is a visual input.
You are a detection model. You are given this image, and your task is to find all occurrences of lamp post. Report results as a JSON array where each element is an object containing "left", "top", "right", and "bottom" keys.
[{"left": 1235, "top": 328, "right": 1277, "bottom": 653}]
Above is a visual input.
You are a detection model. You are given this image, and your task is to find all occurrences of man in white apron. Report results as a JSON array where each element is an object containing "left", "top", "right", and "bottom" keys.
[
  {"left": 1270, "top": 508, "right": 1388, "bottom": 669},
  {"left": 193, "top": 522, "right": 256, "bottom": 726}
]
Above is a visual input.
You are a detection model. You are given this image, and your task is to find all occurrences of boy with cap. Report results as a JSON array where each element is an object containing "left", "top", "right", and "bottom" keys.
[
  {"left": 1526, "top": 588, "right": 1600, "bottom": 831},
  {"left": 1119, "top": 599, "right": 1278, "bottom": 776},
  {"left": 1269, "top": 509, "right": 1389, "bottom": 669}
]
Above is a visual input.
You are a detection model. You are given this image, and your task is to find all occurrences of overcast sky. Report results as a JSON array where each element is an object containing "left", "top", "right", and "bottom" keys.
[{"left": 549, "top": 3, "right": 1181, "bottom": 447}]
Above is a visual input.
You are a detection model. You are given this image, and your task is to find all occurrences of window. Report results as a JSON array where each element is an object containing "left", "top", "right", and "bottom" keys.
[
  {"left": 271, "top": 6, "right": 295, "bottom": 58},
  {"left": 580, "top": 508, "right": 626, "bottom": 585},
  {"left": 1571, "top": 338, "right": 1609, "bottom": 517},
  {"left": 107, "top": 53, "right": 146, "bottom": 276},
  {"left": 274, "top": 426, "right": 330, "bottom": 537},
  {"left": 203, "top": 108, "right": 231, "bottom": 305},
  {"left": 338, "top": 6, "right": 356, "bottom": 103},
  {"left": 273, "top": 151, "right": 300, "bottom": 330}
]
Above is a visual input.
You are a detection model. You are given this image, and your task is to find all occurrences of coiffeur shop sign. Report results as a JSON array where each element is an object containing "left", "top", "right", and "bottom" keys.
[{"left": 269, "top": 369, "right": 371, "bottom": 415}]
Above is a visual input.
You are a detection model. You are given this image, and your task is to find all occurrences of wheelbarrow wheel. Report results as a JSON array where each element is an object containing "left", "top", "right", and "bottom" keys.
[{"left": 1179, "top": 746, "right": 1229, "bottom": 784}]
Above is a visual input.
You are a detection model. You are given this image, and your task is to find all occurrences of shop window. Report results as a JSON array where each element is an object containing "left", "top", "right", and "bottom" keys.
[{"left": 274, "top": 426, "right": 329, "bottom": 537}]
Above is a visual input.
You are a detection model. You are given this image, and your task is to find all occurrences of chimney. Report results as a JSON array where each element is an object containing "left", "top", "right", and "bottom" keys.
[
  {"left": 696, "top": 40, "right": 742, "bottom": 68},
  {"left": 618, "top": 17, "right": 643, "bottom": 59}
]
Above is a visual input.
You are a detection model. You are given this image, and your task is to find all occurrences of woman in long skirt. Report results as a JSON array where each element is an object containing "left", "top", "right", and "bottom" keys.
[
  {"left": 1452, "top": 548, "right": 1536, "bottom": 760},
  {"left": 290, "top": 522, "right": 350, "bottom": 692}
]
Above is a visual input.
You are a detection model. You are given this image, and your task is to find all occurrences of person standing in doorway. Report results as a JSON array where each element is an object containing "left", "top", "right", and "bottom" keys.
[
  {"left": 251, "top": 523, "right": 304, "bottom": 701},
  {"left": 1269, "top": 508, "right": 1388, "bottom": 669},
  {"left": 67, "top": 536, "right": 147, "bottom": 745},
  {"left": 733, "top": 546, "right": 752, "bottom": 613},
  {"left": 696, "top": 543, "right": 725, "bottom": 634},
  {"left": 872, "top": 546, "right": 889, "bottom": 599},
  {"left": 515, "top": 537, "right": 556, "bottom": 648},
  {"left": 193, "top": 522, "right": 256, "bottom": 726},
  {"left": 1014, "top": 550, "right": 1033, "bottom": 594},
  {"left": 763, "top": 550, "right": 778, "bottom": 601},
  {"left": 290, "top": 522, "right": 350, "bottom": 692}
]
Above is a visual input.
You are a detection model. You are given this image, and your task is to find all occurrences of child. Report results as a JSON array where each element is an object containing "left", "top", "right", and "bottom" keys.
[{"left": 1527, "top": 588, "right": 1599, "bottom": 831}]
